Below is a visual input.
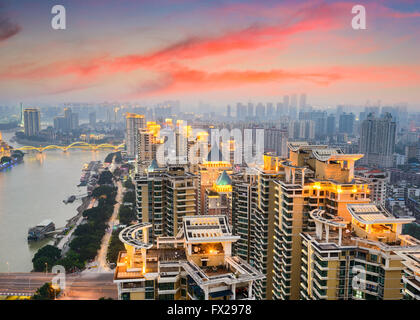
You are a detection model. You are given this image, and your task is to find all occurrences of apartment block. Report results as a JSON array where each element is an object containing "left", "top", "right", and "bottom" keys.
[{"left": 114, "top": 216, "right": 265, "bottom": 300}]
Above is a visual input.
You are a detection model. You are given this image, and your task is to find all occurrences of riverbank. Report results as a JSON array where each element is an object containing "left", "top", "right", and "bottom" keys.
[
  {"left": 0, "top": 129, "right": 108, "bottom": 273},
  {"left": 54, "top": 196, "right": 94, "bottom": 251}
]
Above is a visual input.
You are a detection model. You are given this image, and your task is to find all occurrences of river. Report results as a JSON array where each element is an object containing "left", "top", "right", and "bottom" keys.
[{"left": 0, "top": 130, "right": 108, "bottom": 272}]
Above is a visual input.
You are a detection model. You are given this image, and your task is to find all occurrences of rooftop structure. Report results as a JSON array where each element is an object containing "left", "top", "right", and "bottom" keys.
[{"left": 114, "top": 215, "right": 264, "bottom": 300}]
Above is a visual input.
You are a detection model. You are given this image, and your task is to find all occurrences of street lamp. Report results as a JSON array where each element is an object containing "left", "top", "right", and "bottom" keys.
[
  {"left": 6, "top": 261, "right": 9, "bottom": 274},
  {"left": 45, "top": 262, "right": 48, "bottom": 275}
]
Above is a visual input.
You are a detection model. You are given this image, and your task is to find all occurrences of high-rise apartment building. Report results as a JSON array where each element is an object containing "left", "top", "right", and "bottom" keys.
[
  {"left": 300, "top": 204, "right": 417, "bottom": 300},
  {"left": 289, "top": 94, "right": 298, "bottom": 120},
  {"left": 355, "top": 168, "right": 389, "bottom": 206},
  {"left": 226, "top": 105, "right": 231, "bottom": 118},
  {"left": 113, "top": 215, "right": 265, "bottom": 300},
  {"left": 299, "top": 94, "right": 307, "bottom": 112},
  {"left": 247, "top": 103, "right": 254, "bottom": 118},
  {"left": 339, "top": 112, "right": 355, "bottom": 135},
  {"left": 135, "top": 165, "right": 198, "bottom": 241},
  {"left": 204, "top": 171, "right": 232, "bottom": 224},
  {"left": 53, "top": 107, "right": 79, "bottom": 132},
  {"left": 359, "top": 113, "right": 396, "bottom": 168},
  {"left": 255, "top": 103, "right": 266, "bottom": 120},
  {"left": 264, "top": 128, "right": 288, "bottom": 158},
  {"left": 232, "top": 143, "right": 371, "bottom": 300},
  {"left": 89, "top": 112, "right": 96, "bottom": 126},
  {"left": 283, "top": 95, "right": 290, "bottom": 116},
  {"left": 198, "top": 145, "right": 232, "bottom": 214},
  {"left": 236, "top": 103, "right": 247, "bottom": 120},
  {"left": 232, "top": 171, "right": 258, "bottom": 263},
  {"left": 272, "top": 143, "right": 370, "bottom": 300},
  {"left": 126, "top": 113, "right": 146, "bottom": 158},
  {"left": 398, "top": 247, "right": 420, "bottom": 300},
  {"left": 23, "top": 108, "right": 40, "bottom": 137},
  {"left": 266, "top": 103, "right": 274, "bottom": 119},
  {"left": 276, "top": 103, "right": 284, "bottom": 118},
  {"left": 231, "top": 142, "right": 420, "bottom": 300},
  {"left": 326, "top": 114, "right": 336, "bottom": 136},
  {"left": 288, "top": 120, "right": 315, "bottom": 140}
]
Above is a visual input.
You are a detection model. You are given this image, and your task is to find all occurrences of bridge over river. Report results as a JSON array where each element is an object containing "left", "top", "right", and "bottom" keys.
[{"left": 14, "top": 141, "right": 125, "bottom": 153}]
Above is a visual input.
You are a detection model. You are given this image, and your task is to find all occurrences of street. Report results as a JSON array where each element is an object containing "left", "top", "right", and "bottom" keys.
[
  {"left": 94, "top": 179, "right": 123, "bottom": 273},
  {"left": 0, "top": 272, "right": 118, "bottom": 300}
]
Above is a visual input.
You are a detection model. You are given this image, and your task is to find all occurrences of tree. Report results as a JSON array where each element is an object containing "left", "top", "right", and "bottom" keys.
[
  {"left": 113, "top": 167, "right": 122, "bottom": 177},
  {"left": 119, "top": 205, "right": 137, "bottom": 225},
  {"left": 92, "top": 185, "right": 115, "bottom": 201},
  {"left": 123, "top": 191, "right": 135, "bottom": 204},
  {"left": 32, "top": 245, "right": 62, "bottom": 272},
  {"left": 98, "top": 169, "right": 114, "bottom": 185},
  {"left": 1, "top": 156, "right": 12, "bottom": 163},
  {"left": 56, "top": 250, "right": 84, "bottom": 272},
  {"left": 123, "top": 179, "right": 135, "bottom": 190},
  {"left": 32, "top": 282, "right": 59, "bottom": 300},
  {"left": 107, "top": 230, "right": 125, "bottom": 265}
]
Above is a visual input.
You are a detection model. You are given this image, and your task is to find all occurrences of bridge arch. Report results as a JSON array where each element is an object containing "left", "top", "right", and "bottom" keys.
[{"left": 15, "top": 142, "right": 124, "bottom": 153}]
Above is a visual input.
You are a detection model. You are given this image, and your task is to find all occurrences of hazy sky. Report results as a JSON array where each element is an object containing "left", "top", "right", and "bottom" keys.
[{"left": 0, "top": 0, "right": 420, "bottom": 109}]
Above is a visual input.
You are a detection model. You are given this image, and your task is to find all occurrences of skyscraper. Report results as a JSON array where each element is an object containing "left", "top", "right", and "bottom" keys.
[
  {"left": 283, "top": 95, "right": 290, "bottom": 116},
  {"left": 255, "top": 103, "right": 265, "bottom": 120},
  {"left": 289, "top": 94, "right": 297, "bottom": 120},
  {"left": 339, "top": 112, "right": 355, "bottom": 135},
  {"left": 236, "top": 103, "right": 247, "bottom": 120},
  {"left": 247, "top": 103, "right": 254, "bottom": 118},
  {"left": 89, "top": 112, "right": 96, "bottom": 126},
  {"left": 54, "top": 107, "right": 79, "bottom": 132},
  {"left": 276, "top": 103, "right": 283, "bottom": 118},
  {"left": 23, "top": 108, "right": 40, "bottom": 137},
  {"left": 299, "top": 93, "right": 307, "bottom": 112},
  {"left": 126, "top": 113, "right": 146, "bottom": 158},
  {"left": 135, "top": 165, "right": 198, "bottom": 241},
  {"left": 264, "top": 128, "right": 288, "bottom": 158},
  {"left": 326, "top": 114, "right": 336, "bottom": 136},
  {"left": 359, "top": 113, "right": 396, "bottom": 168},
  {"left": 266, "top": 103, "right": 274, "bottom": 119}
]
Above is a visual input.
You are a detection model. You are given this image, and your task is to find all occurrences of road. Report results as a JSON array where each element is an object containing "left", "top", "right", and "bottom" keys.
[
  {"left": 0, "top": 272, "right": 118, "bottom": 299},
  {"left": 0, "top": 273, "right": 55, "bottom": 296},
  {"left": 94, "top": 179, "right": 123, "bottom": 273},
  {"left": 58, "top": 272, "right": 117, "bottom": 300}
]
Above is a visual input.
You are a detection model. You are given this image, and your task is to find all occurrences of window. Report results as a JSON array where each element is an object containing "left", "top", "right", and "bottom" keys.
[{"left": 145, "top": 291, "right": 154, "bottom": 299}]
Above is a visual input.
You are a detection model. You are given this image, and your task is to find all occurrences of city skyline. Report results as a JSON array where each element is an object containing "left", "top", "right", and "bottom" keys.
[
  {"left": 0, "top": 0, "right": 419, "bottom": 303},
  {"left": 0, "top": 0, "right": 420, "bottom": 107}
]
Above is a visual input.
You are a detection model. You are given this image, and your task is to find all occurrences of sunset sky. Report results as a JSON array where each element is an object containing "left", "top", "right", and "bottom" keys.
[{"left": 0, "top": 0, "right": 420, "bottom": 108}]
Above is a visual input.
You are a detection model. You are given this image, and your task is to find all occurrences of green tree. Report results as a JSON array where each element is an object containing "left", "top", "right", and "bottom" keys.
[
  {"left": 98, "top": 170, "right": 114, "bottom": 185},
  {"left": 32, "top": 282, "right": 59, "bottom": 300},
  {"left": 32, "top": 245, "right": 62, "bottom": 272},
  {"left": 123, "top": 191, "right": 135, "bottom": 204},
  {"left": 119, "top": 205, "right": 137, "bottom": 225},
  {"left": 107, "top": 230, "right": 125, "bottom": 264},
  {"left": 123, "top": 179, "right": 135, "bottom": 190}
]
